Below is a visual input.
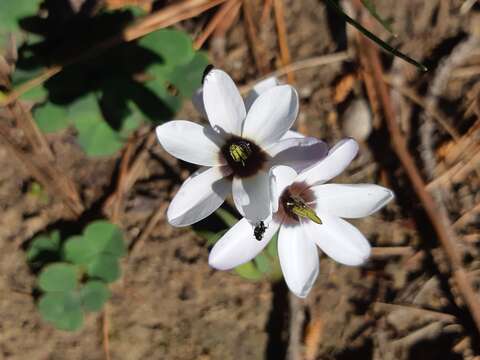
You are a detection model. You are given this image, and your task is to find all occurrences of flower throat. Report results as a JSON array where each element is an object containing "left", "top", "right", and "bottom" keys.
[
  {"left": 221, "top": 136, "right": 268, "bottom": 178},
  {"left": 281, "top": 189, "right": 322, "bottom": 224}
]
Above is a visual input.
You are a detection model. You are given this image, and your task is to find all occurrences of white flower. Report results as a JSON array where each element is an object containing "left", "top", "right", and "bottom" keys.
[
  {"left": 156, "top": 69, "right": 328, "bottom": 226},
  {"left": 208, "top": 138, "right": 394, "bottom": 298}
]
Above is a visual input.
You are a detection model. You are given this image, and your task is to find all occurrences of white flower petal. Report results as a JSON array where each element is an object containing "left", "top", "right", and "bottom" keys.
[
  {"left": 167, "top": 167, "right": 231, "bottom": 226},
  {"left": 296, "top": 138, "right": 359, "bottom": 186},
  {"left": 271, "top": 166, "right": 297, "bottom": 211},
  {"left": 232, "top": 172, "right": 272, "bottom": 223},
  {"left": 281, "top": 130, "right": 304, "bottom": 139},
  {"left": 244, "top": 77, "right": 280, "bottom": 111},
  {"left": 242, "top": 85, "right": 299, "bottom": 147},
  {"left": 303, "top": 214, "right": 371, "bottom": 266},
  {"left": 267, "top": 137, "right": 329, "bottom": 173},
  {"left": 203, "top": 69, "right": 246, "bottom": 135},
  {"left": 311, "top": 184, "right": 394, "bottom": 218},
  {"left": 278, "top": 224, "right": 319, "bottom": 298},
  {"left": 156, "top": 121, "right": 226, "bottom": 166},
  {"left": 191, "top": 87, "right": 207, "bottom": 118},
  {"left": 208, "top": 218, "right": 280, "bottom": 270}
]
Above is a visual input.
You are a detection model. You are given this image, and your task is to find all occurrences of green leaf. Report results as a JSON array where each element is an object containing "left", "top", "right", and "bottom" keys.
[
  {"left": 168, "top": 52, "right": 210, "bottom": 98},
  {"left": 215, "top": 208, "right": 238, "bottom": 227},
  {"left": 254, "top": 253, "right": 272, "bottom": 274},
  {"left": 27, "top": 230, "right": 61, "bottom": 264},
  {"left": 139, "top": 29, "right": 195, "bottom": 66},
  {"left": 143, "top": 76, "right": 182, "bottom": 117},
  {"left": 266, "top": 233, "right": 278, "bottom": 258},
  {"left": 67, "top": 95, "right": 124, "bottom": 156},
  {"left": 324, "top": 0, "right": 427, "bottom": 71},
  {"left": 63, "top": 221, "right": 125, "bottom": 283},
  {"left": 68, "top": 94, "right": 99, "bottom": 120},
  {"left": 195, "top": 229, "right": 228, "bottom": 247},
  {"left": 0, "top": 0, "right": 41, "bottom": 48},
  {"left": 65, "top": 221, "right": 124, "bottom": 257},
  {"left": 234, "top": 261, "right": 263, "bottom": 281},
  {"left": 10, "top": 68, "right": 48, "bottom": 102},
  {"left": 38, "top": 292, "right": 83, "bottom": 331},
  {"left": 87, "top": 254, "right": 121, "bottom": 283},
  {"left": 360, "top": 0, "right": 395, "bottom": 36},
  {"left": 63, "top": 235, "right": 97, "bottom": 265},
  {"left": 33, "top": 102, "right": 70, "bottom": 133},
  {"left": 80, "top": 281, "right": 111, "bottom": 312},
  {"left": 83, "top": 221, "right": 126, "bottom": 258},
  {"left": 38, "top": 263, "right": 78, "bottom": 293},
  {"left": 73, "top": 107, "right": 124, "bottom": 157}
]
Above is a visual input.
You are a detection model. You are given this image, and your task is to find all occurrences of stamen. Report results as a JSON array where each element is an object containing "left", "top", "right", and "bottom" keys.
[
  {"left": 229, "top": 142, "right": 252, "bottom": 166},
  {"left": 286, "top": 195, "right": 322, "bottom": 224}
]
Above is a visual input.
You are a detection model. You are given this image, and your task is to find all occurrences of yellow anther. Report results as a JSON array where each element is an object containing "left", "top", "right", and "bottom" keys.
[
  {"left": 229, "top": 142, "right": 251, "bottom": 166},
  {"left": 286, "top": 195, "right": 322, "bottom": 224}
]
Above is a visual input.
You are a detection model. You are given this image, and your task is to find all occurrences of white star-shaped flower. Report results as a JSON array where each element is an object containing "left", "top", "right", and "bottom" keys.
[
  {"left": 208, "top": 138, "right": 394, "bottom": 298},
  {"left": 156, "top": 69, "right": 327, "bottom": 226}
]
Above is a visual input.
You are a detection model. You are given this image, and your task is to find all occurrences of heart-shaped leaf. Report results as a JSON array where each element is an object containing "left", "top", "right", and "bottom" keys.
[
  {"left": 38, "top": 263, "right": 78, "bottom": 293},
  {"left": 27, "top": 230, "right": 61, "bottom": 265},
  {"left": 80, "top": 281, "right": 111, "bottom": 312},
  {"left": 38, "top": 291, "right": 84, "bottom": 331},
  {"left": 33, "top": 102, "right": 70, "bottom": 133}
]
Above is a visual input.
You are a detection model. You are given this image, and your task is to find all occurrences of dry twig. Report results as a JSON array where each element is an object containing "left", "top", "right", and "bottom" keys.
[
  {"left": 374, "top": 301, "right": 457, "bottom": 322},
  {"left": 239, "top": 51, "right": 352, "bottom": 94},
  {"left": 129, "top": 202, "right": 168, "bottom": 256},
  {"left": 0, "top": 122, "right": 83, "bottom": 216},
  {"left": 104, "top": 132, "right": 157, "bottom": 222},
  {"left": 371, "top": 246, "right": 415, "bottom": 258},
  {"left": 273, "top": 0, "right": 295, "bottom": 84},
  {"left": 383, "top": 76, "right": 460, "bottom": 141},
  {"left": 194, "top": 0, "right": 240, "bottom": 49},
  {"left": 242, "top": 0, "right": 270, "bottom": 74},
  {"left": 102, "top": 306, "right": 111, "bottom": 360},
  {"left": 360, "top": 31, "right": 480, "bottom": 336}
]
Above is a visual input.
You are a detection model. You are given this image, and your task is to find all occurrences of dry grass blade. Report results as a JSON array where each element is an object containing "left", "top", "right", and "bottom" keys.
[
  {"left": 106, "top": 138, "right": 137, "bottom": 223},
  {"left": 8, "top": 102, "right": 54, "bottom": 161},
  {"left": 194, "top": 0, "right": 240, "bottom": 49},
  {"left": 453, "top": 202, "right": 480, "bottom": 230},
  {"left": 0, "top": 123, "right": 82, "bottom": 216},
  {"left": 129, "top": 202, "right": 168, "bottom": 256},
  {"left": 104, "top": 132, "right": 157, "bottom": 222},
  {"left": 239, "top": 51, "right": 352, "bottom": 94},
  {"left": 360, "top": 31, "right": 480, "bottom": 337},
  {"left": 214, "top": 1, "right": 241, "bottom": 37},
  {"left": 261, "top": 0, "right": 274, "bottom": 22},
  {"left": 102, "top": 306, "right": 111, "bottom": 360},
  {"left": 373, "top": 302, "right": 457, "bottom": 322},
  {"left": 243, "top": 0, "right": 270, "bottom": 74},
  {"left": 273, "top": 0, "right": 295, "bottom": 84},
  {"left": 352, "top": 0, "right": 480, "bottom": 336},
  {"left": 304, "top": 318, "right": 323, "bottom": 360},
  {"left": 0, "top": 0, "right": 228, "bottom": 107},
  {"left": 371, "top": 246, "right": 414, "bottom": 258},
  {"left": 383, "top": 76, "right": 461, "bottom": 141}
]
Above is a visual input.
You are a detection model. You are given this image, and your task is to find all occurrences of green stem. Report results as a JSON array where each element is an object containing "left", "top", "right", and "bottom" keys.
[{"left": 324, "top": 0, "right": 427, "bottom": 72}]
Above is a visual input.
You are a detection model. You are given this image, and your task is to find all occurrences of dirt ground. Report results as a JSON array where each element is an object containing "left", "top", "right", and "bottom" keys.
[{"left": 0, "top": 0, "right": 479, "bottom": 359}]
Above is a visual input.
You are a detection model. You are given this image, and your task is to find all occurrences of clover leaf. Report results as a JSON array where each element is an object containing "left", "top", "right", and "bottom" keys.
[
  {"left": 64, "top": 221, "right": 125, "bottom": 283},
  {"left": 38, "top": 263, "right": 78, "bottom": 293}
]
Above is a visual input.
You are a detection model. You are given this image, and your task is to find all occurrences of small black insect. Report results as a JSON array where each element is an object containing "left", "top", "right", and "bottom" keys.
[
  {"left": 254, "top": 221, "right": 267, "bottom": 241},
  {"left": 201, "top": 64, "right": 214, "bottom": 84}
]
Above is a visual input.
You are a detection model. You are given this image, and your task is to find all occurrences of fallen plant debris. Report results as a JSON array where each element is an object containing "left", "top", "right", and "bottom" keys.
[{"left": 0, "top": 1, "right": 479, "bottom": 359}]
